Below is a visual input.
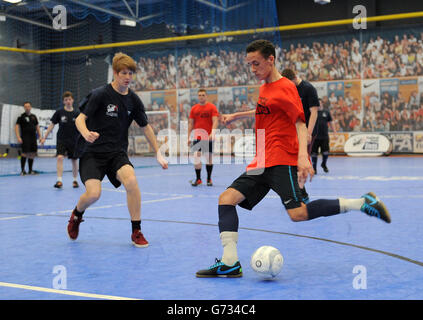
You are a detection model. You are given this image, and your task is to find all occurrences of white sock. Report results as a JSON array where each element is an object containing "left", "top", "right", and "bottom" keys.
[
  {"left": 339, "top": 198, "right": 365, "bottom": 213},
  {"left": 220, "top": 231, "right": 239, "bottom": 266},
  {"left": 73, "top": 177, "right": 78, "bottom": 182},
  {"left": 57, "top": 176, "right": 62, "bottom": 182}
]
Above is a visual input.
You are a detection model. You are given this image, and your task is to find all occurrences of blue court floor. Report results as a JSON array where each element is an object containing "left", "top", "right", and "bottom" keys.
[{"left": 0, "top": 155, "right": 422, "bottom": 300}]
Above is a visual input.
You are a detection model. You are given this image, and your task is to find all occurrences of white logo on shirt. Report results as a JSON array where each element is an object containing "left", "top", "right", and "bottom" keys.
[{"left": 106, "top": 104, "right": 118, "bottom": 117}]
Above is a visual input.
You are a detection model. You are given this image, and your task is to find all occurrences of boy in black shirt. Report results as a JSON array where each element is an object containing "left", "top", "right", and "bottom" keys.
[
  {"left": 41, "top": 91, "right": 80, "bottom": 188},
  {"left": 67, "top": 52, "right": 168, "bottom": 247},
  {"left": 282, "top": 69, "right": 319, "bottom": 203},
  {"left": 15, "top": 102, "right": 42, "bottom": 175}
]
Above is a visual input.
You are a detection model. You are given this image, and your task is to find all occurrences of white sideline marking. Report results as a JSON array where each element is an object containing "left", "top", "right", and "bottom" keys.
[{"left": 0, "top": 281, "right": 139, "bottom": 300}]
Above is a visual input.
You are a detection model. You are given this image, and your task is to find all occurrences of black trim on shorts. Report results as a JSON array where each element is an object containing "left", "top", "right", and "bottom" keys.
[{"left": 228, "top": 165, "right": 303, "bottom": 210}]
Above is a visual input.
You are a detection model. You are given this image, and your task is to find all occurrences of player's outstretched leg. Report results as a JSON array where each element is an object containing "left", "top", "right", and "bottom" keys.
[{"left": 196, "top": 190, "right": 244, "bottom": 278}]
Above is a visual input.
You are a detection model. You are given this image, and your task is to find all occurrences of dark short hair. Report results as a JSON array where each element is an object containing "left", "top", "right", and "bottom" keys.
[
  {"left": 62, "top": 91, "right": 73, "bottom": 99},
  {"left": 23, "top": 101, "right": 31, "bottom": 106},
  {"left": 281, "top": 68, "right": 296, "bottom": 80},
  {"left": 246, "top": 39, "right": 276, "bottom": 60},
  {"left": 198, "top": 88, "right": 207, "bottom": 94}
]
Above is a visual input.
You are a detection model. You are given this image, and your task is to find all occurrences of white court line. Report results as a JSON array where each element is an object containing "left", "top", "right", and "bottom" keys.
[
  {"left": 0, "top": 194, "right": 195, "bottom": 219},
  {"left": 0, "top": 215, "right": 29, "bottom": 221},
  {"left": 0, "top": 281, "right": 139, "bottom": 300}
]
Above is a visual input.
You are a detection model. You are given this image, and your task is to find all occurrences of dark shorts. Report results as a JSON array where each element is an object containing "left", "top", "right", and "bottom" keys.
[
  {"left": 56, "top": 141, "right": 78, "bottom": 159},
  {"left": 228, "top": 165, "right": 303, "bottom": 210},
  {"left": 79, "top": 151, "right": 133, "bottom": 188},
  {"left": 21, "top": 135, "right": 37, "bottom": 153},
  {"left": 311, "top": 138, "right": 330, "bottom": 155},
  {"left": 191, "top": 139, "right": 213, "bottom": 154}
]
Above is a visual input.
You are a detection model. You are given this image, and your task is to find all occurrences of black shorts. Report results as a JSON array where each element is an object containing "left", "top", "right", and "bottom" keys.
[
  {"left": 79, "top": 151, "right": 133, "bottom": 188},
  {"left": 56, "top": 141, "right": 78, "bottom": 159},
  {"left": 311, "top": 138, "right": 330, "bottom": 155},
  {"left": 228, "top": 165, "right": 303, "bottom": 210},
  {"left": 21, "top": 135, "right": 37, "bottom": 153},
  {"left": 192, "top": 139, "right": 213, "bottom": 154}
]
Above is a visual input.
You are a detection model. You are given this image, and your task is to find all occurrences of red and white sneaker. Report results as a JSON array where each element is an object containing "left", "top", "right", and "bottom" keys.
[
  {"left": 131, "top": 230, "right": 149, "bottom": 248},
  {"left": 67, "top": 209, "right": 84, "bottom": 240}
]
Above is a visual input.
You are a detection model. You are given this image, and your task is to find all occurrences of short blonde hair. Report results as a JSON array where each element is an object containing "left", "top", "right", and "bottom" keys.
[{"left": 112, "top": 52, "right": 136, "bottom": 73}]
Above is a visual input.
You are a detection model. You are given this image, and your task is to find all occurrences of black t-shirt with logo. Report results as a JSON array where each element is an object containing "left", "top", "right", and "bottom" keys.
[
  {"left": 16, "top": 113, "right": 38, "bottom": 139},
  {"left": 50, "top": 108, "right": 80, "bottom": 145},
  {"left": 313, "top": 109, "right": 333, "bottom": 139},
  {"left": 80, "top": 84, "right": 148, "bottom": 153},
  {"left": 296, "top": 80, "right": 319, "bottom": 126}
]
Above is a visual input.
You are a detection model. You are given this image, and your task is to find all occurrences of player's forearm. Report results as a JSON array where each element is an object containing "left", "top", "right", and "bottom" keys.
[
  {"left": 75, "top": 113, "right": 90, "bottom": 138},
  {"left": 14, "top": 125, "right": 21, "bottom": 140},
  {"left": 43, "top": 123, "right": 55, "bottom": 140},
  {"left": 233, "top": 109, "right": 255, "bottom": 121},
  {"left": 296, "top": 120, "right": 309, "bottom": 158},
  {"left": 307, "top": 107, "right": 318, "bottom": 136},
  {"left": 142, "top": 124, "right": 160, "bottom": 153}
]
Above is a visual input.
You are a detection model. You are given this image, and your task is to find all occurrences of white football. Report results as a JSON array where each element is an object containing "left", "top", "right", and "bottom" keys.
[{"left": 250, "top": 246, "right": 283, "bottom": 278}]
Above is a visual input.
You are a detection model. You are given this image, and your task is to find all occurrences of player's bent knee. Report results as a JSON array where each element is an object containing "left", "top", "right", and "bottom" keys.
[
  {"left": 218, "top": 188, "right": 244, "bottom": 206},
  {"left": 286, "top": 207, "right": 308, "bottom": 222}
]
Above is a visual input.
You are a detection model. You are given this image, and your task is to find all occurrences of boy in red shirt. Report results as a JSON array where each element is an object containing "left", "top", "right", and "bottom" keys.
[
  {"left": 196, "top": 40, "right": 391, "bottom": 278},
  {"left": 188, "top": 89, "right": 219, "bottom": 186}
]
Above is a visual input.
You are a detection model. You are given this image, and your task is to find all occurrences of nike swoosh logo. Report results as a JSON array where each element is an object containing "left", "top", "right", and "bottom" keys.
[
  {"left": 363, "top": 82, "right": 376, "bottom": 88},
  {"left": 365, "top": 195, "right": 377, "bottom": 205},
  {"left": 217, "top": 266, "right": 240, "bottom": 275},
  {"left": 284, "top": 199, "right": 293, "bottom": 205}
]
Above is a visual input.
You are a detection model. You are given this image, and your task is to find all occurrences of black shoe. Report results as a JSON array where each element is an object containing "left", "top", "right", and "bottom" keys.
[
  {"left": 207, "top": 179, "right": 213, "bottom": 186},
  {"left": 54, "top": 181, "right": 63, "bottom": 188},
  {"left": 72, "top": 181, "right": 79, "bottom": 188},
  {"left": 28, "top": 170, "right": 39, "bottom": 175},
  {"left": 191, "top": 179, "right": 202, "bottom": 186},
  {"left": 360, "top": 192, "right": 391, "bottom": 223},
  {"left": 20, "top": 170, "right": 27, "bottom": 176},
  {"left": 196, "top": 258, "right": 243, "bottom": 278},
  {"left": 321, "top": 164, "right": 329, "bottom": 173}
]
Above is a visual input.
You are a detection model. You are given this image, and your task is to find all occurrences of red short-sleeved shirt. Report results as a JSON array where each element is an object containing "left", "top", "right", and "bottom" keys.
[
  {"left": 247, "top": 77, "right": 305, "bottom": 171},
  {"left": 189, "top": 102, "right": 219, "bottom": 140}
]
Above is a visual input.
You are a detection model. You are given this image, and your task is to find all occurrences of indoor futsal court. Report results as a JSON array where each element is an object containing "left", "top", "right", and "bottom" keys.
[{"left": 1, "top": 0, "right": 423, "bottom": 303}]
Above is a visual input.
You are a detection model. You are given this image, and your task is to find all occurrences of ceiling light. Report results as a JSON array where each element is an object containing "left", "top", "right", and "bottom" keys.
[
  {"left": 120, "top": 19, "right": 136, "bottom": 27},
  {"left": 3, "top": 0, "right": 24, "bottom": 4}
]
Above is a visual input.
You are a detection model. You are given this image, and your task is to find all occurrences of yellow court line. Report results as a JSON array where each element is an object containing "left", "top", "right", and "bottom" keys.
[
  {"left": 0, "top": 281, "right": 140, "bottom": 300},
  {"left": 0, "top": 11, "right": 422, "bottom": 54}
]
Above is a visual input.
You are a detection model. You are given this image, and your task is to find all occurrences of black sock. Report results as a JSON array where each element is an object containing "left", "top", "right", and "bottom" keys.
[
  {"left": 73, "top": 206, "right": 84, "bottom": 218},
  {"left": 322, "top": 154, "right": 329, "bottom": 166},
  {"left": 20, "top": 156, "right": 27, "bottom": 171},
  {"left": 218, "top": 205, "right": 239, "bottom": 233},
  {"left": 206, "top": 164, "right": 213, "bottom": 180},
  {"left": 306, "top": 199, "right": 341, "bottom": 220},
  {"left": 311, "top": 156, "right": 317, "bottom": 169},
  {"left": 195, "top": 169, "right": 201, "bottom": 180},
  {"left": 131, "top": 220, "right": 141, "bottom": 232},
  {"left": 28, "top": 158, "right": 33, "bottom": 172}
]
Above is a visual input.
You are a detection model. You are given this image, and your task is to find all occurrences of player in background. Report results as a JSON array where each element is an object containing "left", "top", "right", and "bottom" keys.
[
  {"left": 15, "top": 102, "right": 42, "bottom": 175},
  {"left": 188, "top": 89, "right": 219, "bottom": 186},
  {"left": 311, "top": 98, "right": 337, "bottom": 173},
  {"left": 41, "top": 91, "right": 80, "bottom": 188}
]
